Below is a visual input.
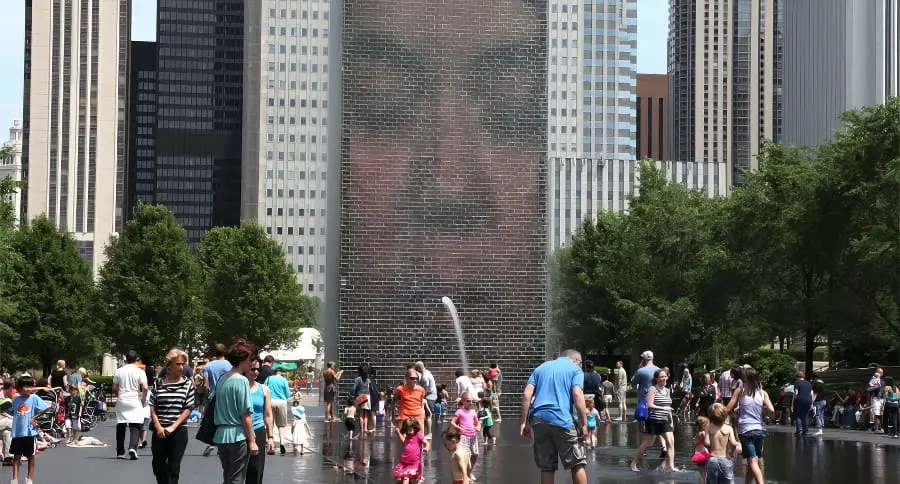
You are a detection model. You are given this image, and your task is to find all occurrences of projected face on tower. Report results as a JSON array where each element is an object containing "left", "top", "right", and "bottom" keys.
[{"left": 340, "top": 0, "right": 547, "bottom": 378}]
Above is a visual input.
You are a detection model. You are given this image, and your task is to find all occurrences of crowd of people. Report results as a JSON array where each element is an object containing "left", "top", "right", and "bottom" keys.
[{"left": 5, "top": 342, "right": 895, "bottom": 484}]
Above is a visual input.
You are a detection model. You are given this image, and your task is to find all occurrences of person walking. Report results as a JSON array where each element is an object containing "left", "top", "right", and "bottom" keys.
[
  {"left": 394, "top": 367, "right": 427, "bottom": 433},
  {"left": 202, "top": 344, "right": 233, "bottom": 457},
  {"left": 631, "top": 369, "right": 677, "bottom": 472},
  {"left": 114, "top": 350, "right": 149, "bottom": 460},
  {"left": 246, "top": 359, "right": 276, "bottom": 484},
  {"left": 149, "top": 348, "right": 195, "bottom": 484},
  {"left": 213, "top": 340, "right": 259, "bottom": 484},
  {"left": 352, "top": 364, "right": 375, "bottom": 435},
  {"left": 323, "top": 362, "right": 343, "bottom": 423},
  {"left": 883, "top": 377, "right": 900, "bottom": 438},
  {"left": 791, "top": 370, "right": 813, "bottom": 437},
  {"left": 414, "top": 361, "right": 437, "bottom": 436},
  {"left": 811, "top": 373, "right": 826, "bottom": 436},
  {"left": 257, "top": 356, "right": 275, "bottom": 384},
  {"left": 612, "top": 361, "right": 628, "bottom": 421},
  {"left": 520, "top": 349, "right": 587, "bottom": 484},
  {"left": 263, "top": 368, "right": 292, "bottom": 455},
  {"left": 487, "top": 363, "right": 502, "bottom": 421},
  {"left": 727, "top": 367, "right": 774, "bottom": 484}
]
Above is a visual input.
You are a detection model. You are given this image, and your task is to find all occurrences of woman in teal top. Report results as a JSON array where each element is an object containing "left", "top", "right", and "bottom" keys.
[
  {"left": 246, "top": 359, "right": 275, "bottom": 484},
  {"left": 213, "top": 340, "right": 259, "bottom": 484}
]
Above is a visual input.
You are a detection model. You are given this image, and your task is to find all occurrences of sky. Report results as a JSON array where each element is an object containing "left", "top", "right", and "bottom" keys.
[{"left": 0, "top": 0, "right": 668, "bottom": 136}]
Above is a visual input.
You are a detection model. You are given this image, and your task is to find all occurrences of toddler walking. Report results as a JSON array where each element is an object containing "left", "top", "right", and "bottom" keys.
[
  {"left": 585, "top": 397, "right": 600, "bottom": 448},
  {"left": 291, "top": 401, "right": 312, "bottom": 455},
  {"left": 692, "top": 416, "right": 711, "bottom": 483},
  {"left": 392, "top": 417, "right": 429, "bottom": 484},
  {"left": 705, "top": 404, "right": 741, "bottom": 484},
  {"left": 344, "top": 397, "right": 358, "bottom": 440},
  {"left": 477, "top": 398, "right": 496, "bottom": 445}
]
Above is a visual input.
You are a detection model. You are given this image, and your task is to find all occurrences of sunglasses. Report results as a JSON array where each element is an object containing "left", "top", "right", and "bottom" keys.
[{"left": 407, "top": 376, "right": 418, "bottom": 380}]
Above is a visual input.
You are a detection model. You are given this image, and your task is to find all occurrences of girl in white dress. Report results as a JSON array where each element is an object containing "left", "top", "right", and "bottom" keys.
[{"left": 291, "top": 402, "right": 312, "bottom": 455}]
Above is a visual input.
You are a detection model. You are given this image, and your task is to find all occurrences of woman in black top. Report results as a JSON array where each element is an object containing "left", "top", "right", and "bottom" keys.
[
  {"left": 149, "top": 348, "right": 195, "bottom": 484},
  {"left": 50, "top": 360, "right": 68, "bottom": 389}
]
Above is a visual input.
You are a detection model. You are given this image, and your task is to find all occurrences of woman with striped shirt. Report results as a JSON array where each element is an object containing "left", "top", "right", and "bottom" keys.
[
  {"left": 149, "top": 348, "right": 195, "bottom": 484},
  {"left": 631, "top": 368, "right": 678, "bottom": 472}
]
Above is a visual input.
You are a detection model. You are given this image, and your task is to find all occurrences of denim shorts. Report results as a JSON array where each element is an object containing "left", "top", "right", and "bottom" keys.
[
  {"left": 706, "top": 456, "right": 734, "bottom": 484},
  {"left": 739, "top": 430, "right": 766, "bottom": 458}
]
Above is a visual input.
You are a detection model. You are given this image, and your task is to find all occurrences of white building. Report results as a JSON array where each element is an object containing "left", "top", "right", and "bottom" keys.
[
  {"left": 550, "top": 158, "right": 729, "bottom": 248},
  {"left": 549, "top": 0, "right": 637, "bottom": 162},
  {"left": 0, "top": 121, "right": 24, "bottom": 227},
  {"left": 243, "top": 0, "right": 330, "bottom": 300},
  {"left": 22, "top": 0, "right": 130, "bottom": 272}
]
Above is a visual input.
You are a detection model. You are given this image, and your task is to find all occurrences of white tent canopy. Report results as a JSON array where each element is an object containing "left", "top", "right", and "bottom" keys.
[{"left": 259, "top": 327, "right": 322, "bottom": 365}]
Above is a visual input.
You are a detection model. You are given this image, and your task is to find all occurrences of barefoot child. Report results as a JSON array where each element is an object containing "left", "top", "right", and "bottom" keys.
[
  {"left": 477, "top": 398, "right": 496, "bottom": 445},
  {"left": 441, "top": 428, "right": 471, "bottom": 484},
  {"left": 10, "top": 376, "right": 51, "bottom": 484},
  {"left": 344, "top": 397, "right": 358, "bottom": 440},
  {"left": 451, "top": 392, "right": 481, "bottom": 481},
  {"left": 585, "top": 397, "right": 600, "bottom": 448},
  {"left": 392, "top": 417, "right": 429, "bottom": 484},
  {"left": 692, "top": 416, "right": 711, "bottom": 483},
  {"left": 705, "top": 403, "right": 741, "bottom": 484},
  {"left": 291, "top": 401, "right": 312, "bottom": 455}
]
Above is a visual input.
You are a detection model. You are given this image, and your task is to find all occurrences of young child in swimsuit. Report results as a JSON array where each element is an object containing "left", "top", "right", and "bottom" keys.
[
  {"left": 692, "top": 415, "right": 711, "bottom": 483},
  {"left": 704, "top": 404, "right": 742, "bottom": 484}
]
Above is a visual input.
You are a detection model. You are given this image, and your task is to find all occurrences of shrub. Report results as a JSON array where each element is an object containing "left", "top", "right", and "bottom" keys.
[
  {"left": 737, "top": 349, "right": 798, "bottom": 389},
  {"left": 90, "top": 375, "right": 114, "bottom": 386},
  {"left": 595, "top": 366, "right": 611, "bottom": 376},
  {"left": 785, "top": 348, "right": 828, "bottom": 362}
]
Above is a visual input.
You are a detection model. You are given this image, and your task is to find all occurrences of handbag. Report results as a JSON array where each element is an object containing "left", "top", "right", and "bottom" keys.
[
  {"left": 355, "top": 394, "right": 369, "bottom": 406},
  {"left": 195, "top": 395, "right": 217, "bottom": 445},
  {"left": 635, "top": 398, "right": 649, "bottom": 421}
]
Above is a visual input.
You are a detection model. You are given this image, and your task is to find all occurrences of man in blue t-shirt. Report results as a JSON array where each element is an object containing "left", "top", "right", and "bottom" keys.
[
  {"left": 264, "top": 368, "right": 292, "bottom": 454},
  {"left": 631, "top": 350, "right": 660, "bottom": 402},
  {"left": 521, "top": 350, "right": 587, "bottom": 483}
]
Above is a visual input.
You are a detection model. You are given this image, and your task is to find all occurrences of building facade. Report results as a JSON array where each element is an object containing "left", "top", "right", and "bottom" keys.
[
  {"left": 668, "top": 0, "right": 783, "bottom": 185},
  {"left": 242, "top": 0, "right": 331, "bottom": 299},
  {"left": 22, "top": 0, "right": 130, "bottom": 272},
  {"left": 549, "top": 158, "right": 728, "bottom": 248},
  {"left": 549, "top": 0, "right": 637, "bottom": 162},
  {"left": 127, "top": 41, "right": 157, "bottom": 216},
  {"left": 329, "top": 0, "right": 548, "bottom": 411},
  {"left": 153, "top": 0, "right": 243, "bottom": 246},
  {"left": 636, "top": 74, "right": 669, "bottom": 161},
  {"left": 784, "top": 0, "right": 900, "bottom": 147},
  {"left": 1, "top": 121, "right": 24, "bottom": 227}
]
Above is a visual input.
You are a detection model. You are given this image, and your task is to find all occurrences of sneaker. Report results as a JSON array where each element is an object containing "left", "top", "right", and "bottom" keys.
[
  {"left": 495, "top": 417, "right": 502, "bottom": 422},
  {"left": 876, "top": 429, "right": 885, "bottom": 434},
  {"left": 139, "top": 440, "right": 148, "bottom": 449},
  {"left": 128, "top": 449, "right": 138, "bottom": 461},
  {"left": 24, "top": 479, "right": 32, "bottom": 484},
  {"left": 202, "top": 446, "right": 214, "bottom": 457}
]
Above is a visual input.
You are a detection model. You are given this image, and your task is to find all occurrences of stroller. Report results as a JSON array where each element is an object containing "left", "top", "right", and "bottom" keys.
[
  {"left": 35, "top": 387, "right": 66, "bottom": 439},
  {"left": 80, "top": 385, "right": 108, "bottom": 431}
]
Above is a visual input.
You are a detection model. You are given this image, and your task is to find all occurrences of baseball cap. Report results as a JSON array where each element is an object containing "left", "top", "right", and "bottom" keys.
[{"left": 640, "top": 350, "right": 654, "bottom": 361}]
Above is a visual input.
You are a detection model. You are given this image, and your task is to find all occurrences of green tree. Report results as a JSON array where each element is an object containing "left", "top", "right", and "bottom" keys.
[
  {"left": 98, "top": 203, "right": 200, "bottom": 359},
  {"left": 0, "top": 176, "right": 22, "bottom": 369},
  {"left": 12, "top": 216, "right": 100, "bottom": 374},
  {"left": 198, "top": 222, "right": 307, "bottom": 351}
]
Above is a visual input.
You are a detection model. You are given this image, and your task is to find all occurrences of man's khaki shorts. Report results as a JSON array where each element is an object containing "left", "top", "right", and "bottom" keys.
[{"left": 531, "top": 418, "right": 586, "bottom": 472}]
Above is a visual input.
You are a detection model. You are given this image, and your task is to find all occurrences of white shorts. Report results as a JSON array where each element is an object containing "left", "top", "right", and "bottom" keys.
[
  {"left": 872, "top": 397, "right": 885, "bottom": 416},
  {"left": 603, "top": 395, "right": 613, "bottom": 404}
]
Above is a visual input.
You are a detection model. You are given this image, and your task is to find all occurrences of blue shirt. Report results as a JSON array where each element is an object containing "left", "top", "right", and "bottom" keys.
[
  {"left": 793, "top": 379, "right": 813, "bottom": 404},
  {"left": 632, "top": 364, "right": 659, "bottom": 401},
  {"left": 264, "top": 375, "right": 291, "bottom": 401},
  {"left": 205, "top": 359, "right": 233, "bottom": 396},
  {"left": 69, "top": 373, "right": 83, "bottom": 387},
  {"left": 527, "top": 357, "right": 584, "bottom": 429},
  {"left": 12, "top": 394, "right": 50, "bottom": 438},
  {"left": 250, "top": 384, "right": 265, "bottom": 430}
]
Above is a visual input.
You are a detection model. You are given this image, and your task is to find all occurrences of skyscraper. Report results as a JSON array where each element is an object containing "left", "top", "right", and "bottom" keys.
[
  {"left": 784, "top": 0, "right": 900, "bottom": 147},
  {"left": 127, "top": 41, "right": 157, "bottom": 216},
  {"left": 548, "top": 0, "right": 637, "bottom": 247},
  {"left": 668, "top": 0, "right": 783, "bottom": 185},
  {"left": 242, "top": 0, "right": 331, "bottom": 299},
  {"left": 329, "top": 0, "right": 548, "bottom": 409},
  {"left": 22, "top": 0, "right": 130, "bottom": 272},
  {"left": 636, "top": 74, "right": 669, "bottom": 161},
  {"left": 154, "top": 0, "right": 243, "bottom": 246}
]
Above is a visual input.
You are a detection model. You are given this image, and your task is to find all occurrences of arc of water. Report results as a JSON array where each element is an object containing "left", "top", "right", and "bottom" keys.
[{"left": 441, "top": 296, "right": 469, "bottom": 377}]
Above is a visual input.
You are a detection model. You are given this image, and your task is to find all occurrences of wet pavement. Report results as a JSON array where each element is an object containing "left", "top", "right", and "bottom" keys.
[{"left": 19, "top": 396, "right": 900, "bottom": 483}]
